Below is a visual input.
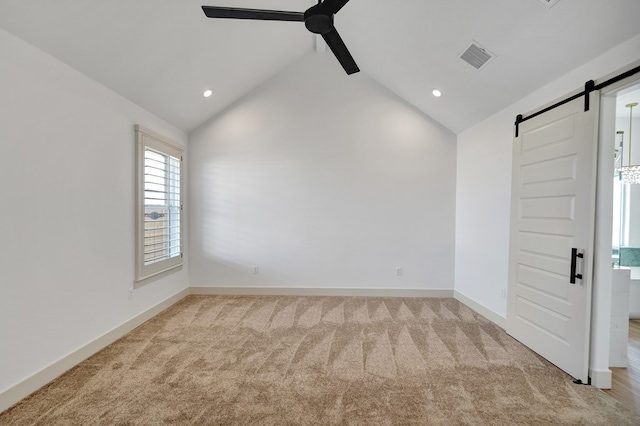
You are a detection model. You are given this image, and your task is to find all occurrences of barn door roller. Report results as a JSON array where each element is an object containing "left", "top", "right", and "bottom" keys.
[{"left": 514, "top": 64, "right": 640, "bottom": 138}]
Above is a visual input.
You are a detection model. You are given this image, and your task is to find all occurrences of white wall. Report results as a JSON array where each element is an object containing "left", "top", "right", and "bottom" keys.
[
  {"left": 189, "top": 53, "right": 456, "bottom": 292},
  {"left": 0, "top": 28, "right": 189, "bottom": 401}
]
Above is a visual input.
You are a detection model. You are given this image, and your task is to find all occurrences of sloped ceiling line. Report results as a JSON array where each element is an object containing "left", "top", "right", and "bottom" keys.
[{"left": 1, "top": 0, "right": 638, "bottom": 133}]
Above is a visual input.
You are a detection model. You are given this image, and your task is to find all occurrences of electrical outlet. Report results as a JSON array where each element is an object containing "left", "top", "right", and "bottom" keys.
[
  {"left": 395, "top": 267, "right": 403, "bottom": 276},
  {"left": 128, "top": 288, "right": 134, "bottom": 300},
  {"left": 253, "top": 265, "right": 259, "bottom": 275}
]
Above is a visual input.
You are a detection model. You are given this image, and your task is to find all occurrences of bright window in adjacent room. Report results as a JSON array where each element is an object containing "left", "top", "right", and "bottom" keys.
[{"left": 135, "top": 125, "right": 184, "bottom": 283}]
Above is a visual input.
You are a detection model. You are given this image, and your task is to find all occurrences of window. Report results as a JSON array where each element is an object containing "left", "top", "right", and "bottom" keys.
[{"left": 135, "top": 125, "right": 184, "bottom": 283}]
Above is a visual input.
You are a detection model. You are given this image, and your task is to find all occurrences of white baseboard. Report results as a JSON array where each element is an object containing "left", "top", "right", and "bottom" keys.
[
  {"left": 0, "top": 288, "right": 189, "bottom": 413},
  {"left": 190, "top": 286, "right": 455, "bottom": 298},
  {"left": 454, "top": 290, "right": 506, "bottom": 329},
  {"left": 589, "top": 368, "right": 612, "bottom": 389}
]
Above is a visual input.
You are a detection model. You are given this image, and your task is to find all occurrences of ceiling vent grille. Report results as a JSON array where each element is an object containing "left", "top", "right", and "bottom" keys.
[
  {"left": 538, "top": 0, "right": 560, "bottom": 8},
  {"left": 460, "top": 42, "right": 495, "bottom": 70}
]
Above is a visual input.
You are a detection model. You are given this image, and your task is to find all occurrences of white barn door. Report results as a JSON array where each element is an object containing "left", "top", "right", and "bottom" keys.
[{"left": 507, "top": 91, "right": 599, "bottom": 383}]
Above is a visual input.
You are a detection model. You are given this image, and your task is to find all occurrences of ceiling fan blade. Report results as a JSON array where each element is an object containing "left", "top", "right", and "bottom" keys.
[
  {"left": 320, "top": 0, "right": 352, "bottom": 14},
  {"left": 202, "top": 6, "right": 304, "bottom": 22},
  {"left": 322, "top": 28, "right": 359, "bottom": 75}
]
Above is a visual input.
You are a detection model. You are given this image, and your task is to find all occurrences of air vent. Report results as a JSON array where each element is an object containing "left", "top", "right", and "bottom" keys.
[
  {"left": 538, "top": 0, "right": 560, "bottom": 8},
  {"left": 460, "top": 41, "right": 495, "bottom": 71}
]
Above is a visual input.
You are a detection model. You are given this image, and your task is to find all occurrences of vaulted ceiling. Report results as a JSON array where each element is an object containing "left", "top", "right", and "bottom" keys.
[{"left": 1, "top": 0, "right": 639, "bottom": 134}]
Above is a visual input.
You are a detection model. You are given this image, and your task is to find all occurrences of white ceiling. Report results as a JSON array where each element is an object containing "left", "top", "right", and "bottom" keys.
[{"left": 1, "top": 0, "right": 639, "bottom": 134}]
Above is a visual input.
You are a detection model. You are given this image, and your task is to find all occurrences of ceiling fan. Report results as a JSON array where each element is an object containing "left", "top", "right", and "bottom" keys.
[{"left": 202, "top": 0, "right": 359, "bottom": 75}]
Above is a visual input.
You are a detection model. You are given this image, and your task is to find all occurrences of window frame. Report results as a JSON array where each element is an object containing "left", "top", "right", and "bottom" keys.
[{"left": 134, "top": 125, "right": 184, "bottom": 284}]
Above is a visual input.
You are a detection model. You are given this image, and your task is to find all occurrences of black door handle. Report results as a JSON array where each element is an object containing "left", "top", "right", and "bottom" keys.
[{"left": 570, "top": 248, "right": 583, "bottom": 284}]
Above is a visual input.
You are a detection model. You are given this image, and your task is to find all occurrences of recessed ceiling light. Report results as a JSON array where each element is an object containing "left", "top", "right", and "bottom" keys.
[
  {"left": 203, "top": 89, "right": 213, "bottom": 98},
  {"left": 432, "top": 89, "right": 442, "bottom": 97}
]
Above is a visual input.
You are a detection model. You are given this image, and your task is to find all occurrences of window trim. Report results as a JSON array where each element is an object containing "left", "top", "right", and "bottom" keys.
[{"left": 134, "top": 125, "right": 184, "bottom": 284}]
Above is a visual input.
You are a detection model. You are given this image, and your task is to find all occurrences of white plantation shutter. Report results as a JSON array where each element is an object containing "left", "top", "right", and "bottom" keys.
[
  {"left": 135, "top": 125, "right": 184, "bottom": 282},
  {"left": 143, "top": 149, "right": 181, "bottom": 264}
]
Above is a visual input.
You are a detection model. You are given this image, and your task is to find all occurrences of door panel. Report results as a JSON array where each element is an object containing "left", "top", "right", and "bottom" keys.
[
  {"left": 507, "top": 92, "right": 598, "bottom": 382},
  {"left": 515, "top": 298, "right": 569, "bottom": 341},
  {"left": 519, "top": 231, "right": 572, "bottom": 258},
  {"left": 521, "top": 156, "right": 577, "bottom": 185},
  {"left": 517, "top": 264, "right": 570, "bottom": 301},
  {"left": 520, "top": 195, "right": 575, "bottom": 221}
]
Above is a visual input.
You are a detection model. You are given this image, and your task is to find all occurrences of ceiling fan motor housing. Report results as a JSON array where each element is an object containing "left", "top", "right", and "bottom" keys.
[{"left": 304, "top": 4, "right": 334, "bottom": 34}]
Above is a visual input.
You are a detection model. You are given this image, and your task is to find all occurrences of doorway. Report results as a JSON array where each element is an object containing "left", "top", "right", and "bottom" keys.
[{"left": 604, "top": 83, "right": 640, "bottom": 413}]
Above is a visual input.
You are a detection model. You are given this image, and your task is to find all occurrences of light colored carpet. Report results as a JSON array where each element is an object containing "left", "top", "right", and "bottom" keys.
[{"left": 2, "top": 295, "right": 638, "bottom": 425}]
